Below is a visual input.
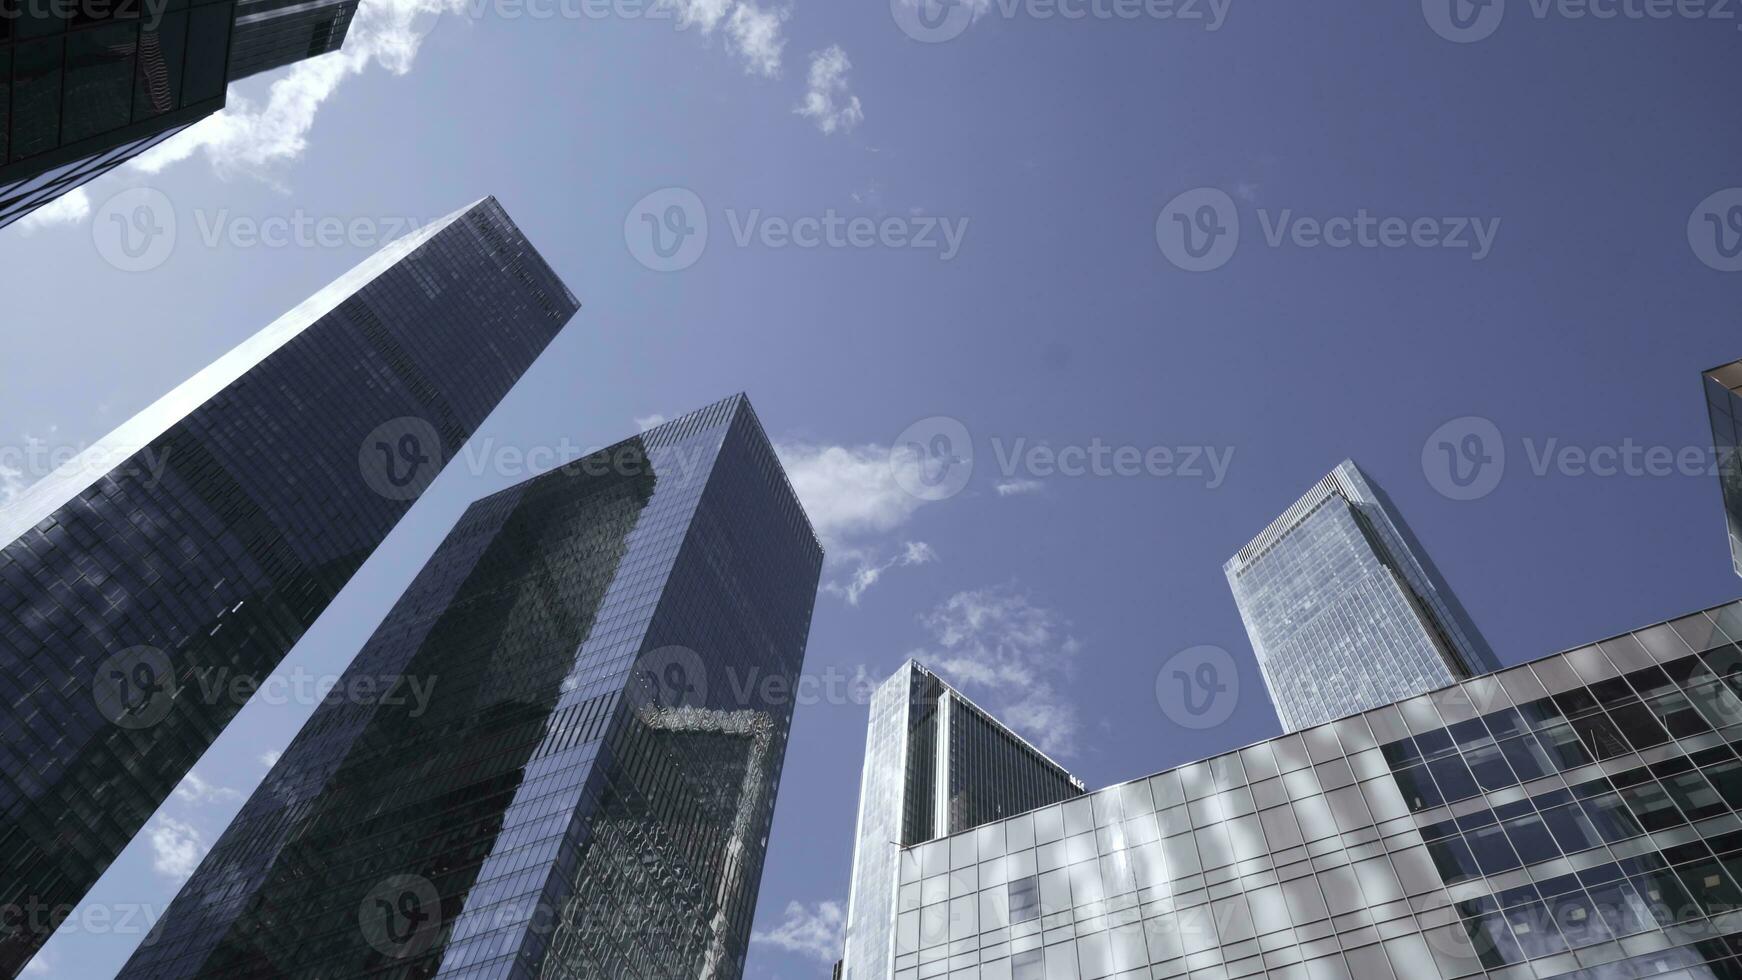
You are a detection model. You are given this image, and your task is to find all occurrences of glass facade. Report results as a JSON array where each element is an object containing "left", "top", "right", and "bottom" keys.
[
  {"left": 0, "top": 0, "right": 353, "bottom": 228},
  {"left": 886, "top": 601, "right": 1742, "bottom": 980},
  {"left": 116, "top": 395, "right": 824, "bottom": 980},
  {"left": 1225, "top": 460, "right": 1501, "bottom": 734},
  {"left": 1703, "top": 361, "right": 1742, "bottom": 580},
  {"left": 847, "top": 662, "right": 1087, "bottom": 980},
  {"left": 225, "top": 0, "right": 355, "bottom": 82},
  {"left": 0, "top": 198, "right": 577, "bottom": 976}
]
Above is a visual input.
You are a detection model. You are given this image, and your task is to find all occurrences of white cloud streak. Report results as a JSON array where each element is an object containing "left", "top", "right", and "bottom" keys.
[
  {"left": 658, "top": 0, "right": 788, "bottom": 77},
  {"left": 15, "top": 189, "right": 92, "bottom": 234},
  {"left": 148, "top": 816, "right": 209, "bottom": 881},
  {"left": 919, "top": 586, "right": 1083, "bottom": 757},
  {"left": 823, "top": 540, "right": 936, "bottom": 605},
  {"left": 995, "top": 478, "right": 1043, "bottom": 497},
  {"left": 133, "top": 0, "right": 465, "bottom": 178},
  {"left": 750, "top": 900, "right": 845, "bottom": 962},
  {"left": 170, "top": 770, "right": 240, "bottom": 806},
  {"left": 796, "top": 45, "right": 863, "bottom": 134},
  {"left": 776, "top": 441, "right": 947, "bottom": 602}
]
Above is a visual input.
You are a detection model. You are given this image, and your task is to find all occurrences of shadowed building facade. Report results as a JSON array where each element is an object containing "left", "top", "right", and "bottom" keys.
[
  {"left": 884, "top": 602, "right": 1742, "bottom": 980},
  {"left": 1703, "top": 360, "right": 1742, "bottom": 579},
  {"left": 1225, "top": 460, "right": 1501, "bottom": 734},
  {"left": 0, "top": 197, "right": 575, "bottom": 976},
  {"left": 844, "top": 662, "right": 1085, "bottom": 980},
  {"left": 0, "top": 0, "right": 356, "bottom": 227},
  {"left": 116, "top": 395, "right": 823, "bottom": 980}
]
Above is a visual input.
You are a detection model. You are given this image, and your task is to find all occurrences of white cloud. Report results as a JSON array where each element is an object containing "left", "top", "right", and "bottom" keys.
[
  {"left": 259, "top": 750, "right": 282, "bottom": 769},
  {"left": 171, "top": 770, "right": 240, "bottom": 806},
  {"left": 148, "top": 816, "right": 208, "bottom": 881},
  {"left": 726, "top": 2, "right": 787, "bottom": 77},
  {"left": 775, "top": 442, "right": 931, "bottom": 555},
  {"left": 751, "top": 900, "right": 845, "bottom": 962},
  {"left": 133, "top": 0, "right": 465, "bottom": 178},
  {"left": 995, "top": 478, "right": 1043, "bottom": 497},
  {"left": 634, "top": 414, "right": 668, "bottom": 432},
  {"left": 21, "top": 951, "right": 49, "bottom": 975},
  {"left": 658, "top": 0, "right": 788, "bottom": 77},
  {"left": 895, "top": 0, "right": 991, "bottom": 16},
  {"left": 919, "top": 586, "right": 1083, "bottom": 757},
  {"left": 796, "top": 45, "right": 863, "bottom": 134},
  {"left": 823, "top": 540, "right": 936, "bottom": 606},
  {"left": 776, "top": 441, "right": 948, "bottom": 602},
  {"left": 15, "top": 188, "right": 92, "bottom": 233},
  {"left": 0, "top": 458, "right": 26, "bottom": 508}
]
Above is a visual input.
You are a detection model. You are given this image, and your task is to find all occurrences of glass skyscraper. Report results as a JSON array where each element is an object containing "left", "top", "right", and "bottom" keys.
[
  {"left": 116, "top": 395, "right": 824, "bottom": 980},
  {"left": 845, "top": 661, "right": 1086, "bottom": 980},
  {"left": 1225, "top": 460, "right": 1501, "bottom": 734},
  {"left": 884, "top": 601, "right": 1742, "bottom": 980},
  {"left": 0, "top": 197, "right": 575, "bottom": 976},
  {"left": 1703, "top": 360, "right": 1742, "bottom": 579},
  {"left": 0, "top": 0, "right": 356, "bottom": 228}
]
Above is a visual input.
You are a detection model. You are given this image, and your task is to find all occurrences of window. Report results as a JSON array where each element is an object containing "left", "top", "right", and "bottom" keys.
[
  {"left": 1008, "top": 875, "right": 1040, "bottom": 923},
  {"left": 1501, "top": 813, "right": 1559, "bottom": 865}
]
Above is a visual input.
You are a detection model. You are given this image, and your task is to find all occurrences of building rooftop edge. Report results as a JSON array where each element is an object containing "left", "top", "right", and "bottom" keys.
[
  {"left": 896, "top": 597, "right": 1742, "bottom": 850},
  {"left": 901, "top": 658, "right": 1087, "bottom": 791}
]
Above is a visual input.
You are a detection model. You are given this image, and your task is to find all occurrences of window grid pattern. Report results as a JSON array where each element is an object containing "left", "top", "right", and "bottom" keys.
[
  {"left": 848, "top": 664, "right": 1084, "bottom": 980},
  {"left": 116, "top": 395, "right": 823, "bottom": 980},
  {"left": 890, "top": 601, "right": 1742, "bottom": 980},
  {"left": 0, "top": 199, "right": 575, "bottom": 977},
  {"left": 1225, "top": 462, "right": 1499, "bottom": 733}
]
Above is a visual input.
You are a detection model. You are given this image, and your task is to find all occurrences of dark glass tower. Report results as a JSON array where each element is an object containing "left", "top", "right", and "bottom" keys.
[
  {"left": 0, "top": 197, "right": 576, "bottom": 976},
  {"left": 0, "top": 0, "right": 356, "bottom": 228},
  {"left": 116, "top": 395, "right": 824, "bottom": 980},
  {"left": 1704, "top": 360, "right": 1742, "bottom": 579},
  {"left": 843, "top": 661, "right": 1085, "bottom": 980},
  {"left": 1225, "top": 460, "right": 1501, "bottom": 734}
]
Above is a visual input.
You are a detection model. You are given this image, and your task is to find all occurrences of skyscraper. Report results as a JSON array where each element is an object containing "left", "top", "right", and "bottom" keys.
[
  {"left": 843, "top": 661, "right": 1085, "bottom": 980},
  {"left": 116, "top": 395, "right": 823, "bottom": 979},
  {"left": 1225, "top": 460, "right": 1499, "bottom": 734},
  {"left": 0, "top": 197, "right": 575, "bottom": 975},
  {"left": 0, "top": 0, "right": 357, "bottom": 228},
  {"left": 878, "top": 600, "right": 1742, "bottom": 980},
  {"left": 1703, "top": 359, "right": 1742, "bottom": 579}
]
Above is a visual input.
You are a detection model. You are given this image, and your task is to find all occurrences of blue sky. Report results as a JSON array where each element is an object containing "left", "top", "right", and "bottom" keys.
[{"left": 3, "top": 0, "right": 1742, "bottom": 975}]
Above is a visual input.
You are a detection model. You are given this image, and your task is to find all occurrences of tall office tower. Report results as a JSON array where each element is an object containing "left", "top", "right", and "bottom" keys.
[
  {"left": 0, "top": 197, "right": 575, "bottom": 977},
  {"left": 843, "top": 661, "right": 1085, "bottom": 980},
  {"left": 117, "top": 395, "right": 824, "bottom": 980},
  {"left": 885, "top": 601, "right": 1742, "bottom": 980},
  {"left": 1225, "top": 460, "right": 1501, "bottom": 734},
  {"left": 1703, "top": 360, "right": 1742, "bottom": 579},
  {"left": 0, "top": 0, "right": 356, "bottom": 228},
  {"left": 226, "top": 0, "right": 355, "bottom": 80}
]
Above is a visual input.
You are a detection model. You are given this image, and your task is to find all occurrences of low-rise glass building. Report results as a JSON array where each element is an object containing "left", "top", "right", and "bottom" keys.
[{"left": 890, "top": 602, "right": 1742, "bottom": 980}]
